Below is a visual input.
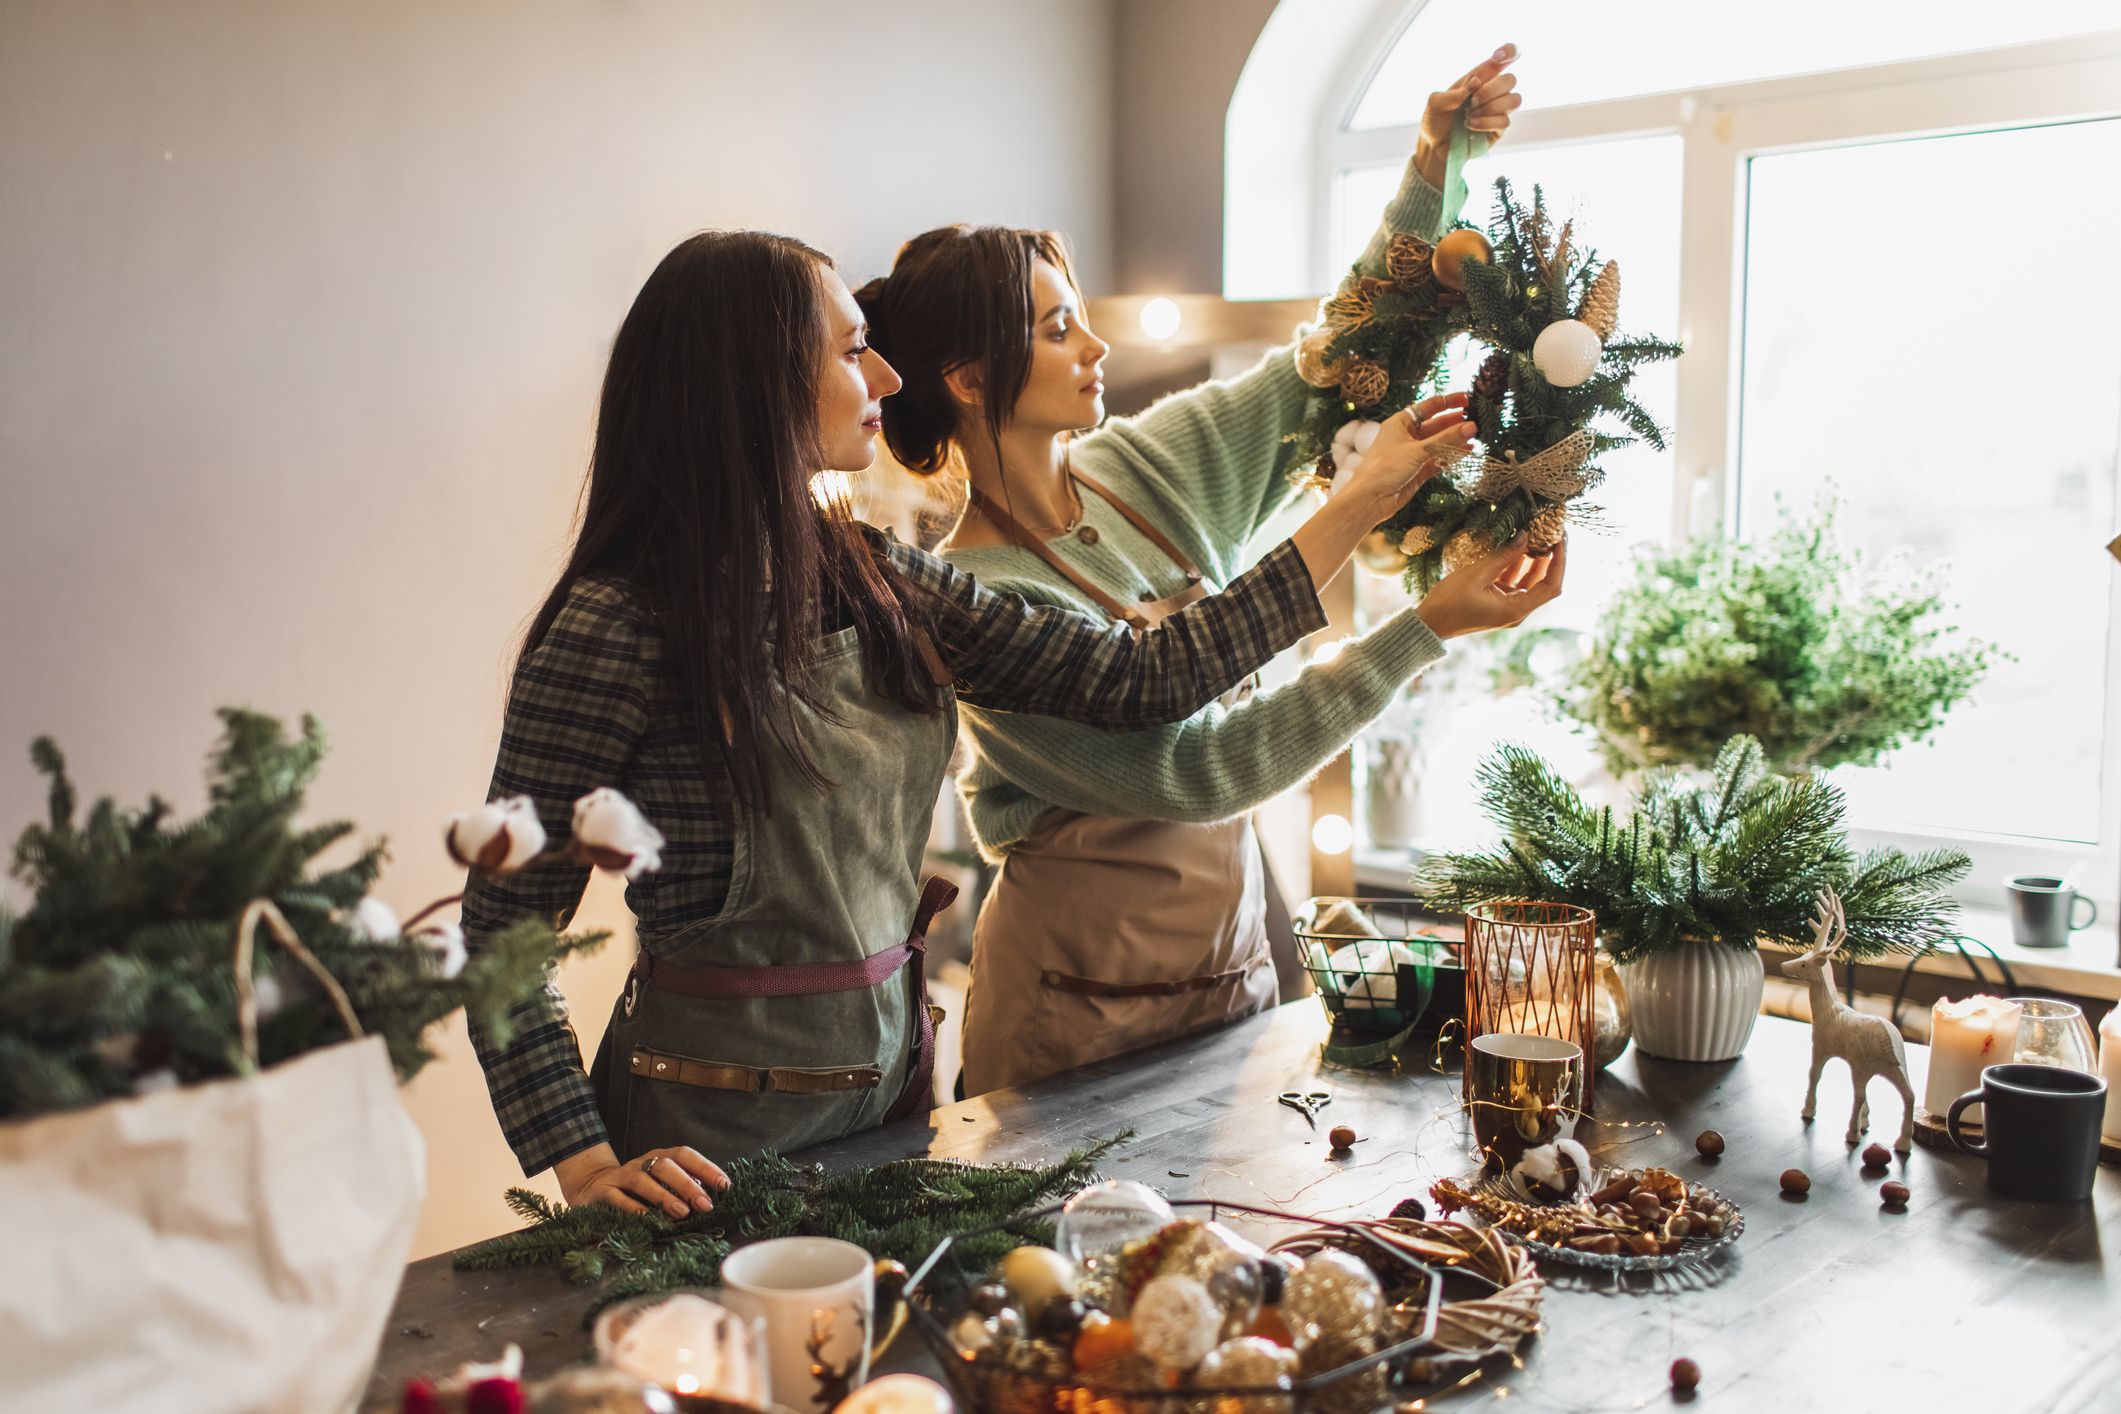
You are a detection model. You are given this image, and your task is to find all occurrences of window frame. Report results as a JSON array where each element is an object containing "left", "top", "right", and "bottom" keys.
[{"left": 1318, "top": 21, "right": 2121, "bottom": 909}]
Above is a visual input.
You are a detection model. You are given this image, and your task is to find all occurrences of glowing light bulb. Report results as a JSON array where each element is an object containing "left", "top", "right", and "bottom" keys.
[
  {"left": 1139, "top": 297, "right": 1182, "bottom": 341},
  {"left": 1312, "top": 814, "right": 1354, "bottom": 855}
]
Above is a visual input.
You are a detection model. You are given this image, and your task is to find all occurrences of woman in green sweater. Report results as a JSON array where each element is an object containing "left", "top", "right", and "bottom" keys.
[{"left": 858, "top": 47, "right": 1561, "bottom": 1094}]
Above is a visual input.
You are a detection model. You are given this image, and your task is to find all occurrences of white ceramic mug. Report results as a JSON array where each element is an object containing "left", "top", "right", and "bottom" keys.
[{"left": 720, "top": 1237, "right": 881, "bottom": 1414}]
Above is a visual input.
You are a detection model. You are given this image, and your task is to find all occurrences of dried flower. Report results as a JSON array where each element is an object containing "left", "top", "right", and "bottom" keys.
[
  {"left": 446, "top": 796, "right": 547, "bottom": 874},
  {"left": 572, "top": 789, "right": 665, "bottom": 879}
]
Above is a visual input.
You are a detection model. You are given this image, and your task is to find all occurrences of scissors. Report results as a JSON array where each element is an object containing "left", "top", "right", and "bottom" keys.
[{"left": 1277, "top": 1089, "right": 1332, "bottom": 1129}]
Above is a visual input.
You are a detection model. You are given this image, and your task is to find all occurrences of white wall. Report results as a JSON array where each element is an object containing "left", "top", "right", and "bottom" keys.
[{"left": 0, "top": 0, "right": 1115, "bottom": 1259}]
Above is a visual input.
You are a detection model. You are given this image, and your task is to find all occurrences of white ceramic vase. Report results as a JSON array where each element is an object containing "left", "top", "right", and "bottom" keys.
[{"left": 1616, "top": 943, "right": 1764, "bottom": 1062}]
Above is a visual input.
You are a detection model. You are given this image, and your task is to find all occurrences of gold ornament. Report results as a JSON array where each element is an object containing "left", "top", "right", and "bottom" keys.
[
  {"left": 1577, "top": 259, "right": 1622, "bottom": 340},
  {"left": 1355, "top": 529, "right": 1412, "bottom": 576},
  {"left": 1430, "top": 229, "right": 1494, "bottom": 292},
  {"left": 1526, "top": 501, "right": 1570, "bottom": 552},
  {"left": 1337, "top": 359, "right": 1389, "bottom": 410},
  {"left": 1385, "top": 233, "right": 1435, "bottom": 290},
  {"left": 1442, "top": 529, "right": 1495, "bottom": 576},
  {"left": 1293, "top": 329, "right": 1347, "bottom": 389},
  {"left": 1397, "top": 524, "right": 1440, "bottom": 557}
]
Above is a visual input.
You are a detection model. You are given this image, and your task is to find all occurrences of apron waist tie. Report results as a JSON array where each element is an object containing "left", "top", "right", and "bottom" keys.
[
  {"left": 627, "top": 876, "right": 959, "bottom": 1123},
  {"left": 1040, "top": 957, "right": 1258, "bottom": 999}
]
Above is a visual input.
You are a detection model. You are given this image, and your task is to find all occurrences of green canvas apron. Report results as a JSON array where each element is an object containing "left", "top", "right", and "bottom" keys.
[{"left": 592, "top": 623, "right": 958, "bottom": 1163}]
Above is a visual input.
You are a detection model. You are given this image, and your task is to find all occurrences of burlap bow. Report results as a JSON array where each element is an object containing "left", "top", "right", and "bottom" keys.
[{"left": 1463, "top": 428, "right": 1596, "bottom": 504}]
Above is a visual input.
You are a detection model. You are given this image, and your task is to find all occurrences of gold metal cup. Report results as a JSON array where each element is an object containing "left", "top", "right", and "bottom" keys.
[{"left": 1466, "top": 1032, "right": 1585, "bottom": 1170}]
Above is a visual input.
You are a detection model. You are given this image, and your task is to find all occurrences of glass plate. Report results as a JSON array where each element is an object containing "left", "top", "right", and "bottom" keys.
[{"left": 1461, "top": 1173, "right": 1745, "bottom": 1272}]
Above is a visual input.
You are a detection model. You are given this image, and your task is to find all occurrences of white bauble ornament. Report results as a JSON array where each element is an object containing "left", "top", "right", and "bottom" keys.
[
  {"left": 1326, "top": 420, "right": 1382, "bottom": 497},
  {"left": 839, "top": 1374, "right": 956, "bottom": 1414},
  {"left": 1531, "top": 319, "right": 1602, "bottom": 388},
  {"left": 1325, "top": 938, "right": 1420, "bottom": 1010},
  {"left": 1000, "top": 1246, "right": 1078, "bottom": 1312},
  {"left": 1057, "top": 1180, "right": 1177, "bottom": 1266},
  {"left": 1131, "top": 1274, "right": 1224, "bottom": 1371}
]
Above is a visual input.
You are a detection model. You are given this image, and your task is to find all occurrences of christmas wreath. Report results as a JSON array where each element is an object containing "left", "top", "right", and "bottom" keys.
[{"left": 1289, "top": 178, "right": 1682, "bottom": 593}]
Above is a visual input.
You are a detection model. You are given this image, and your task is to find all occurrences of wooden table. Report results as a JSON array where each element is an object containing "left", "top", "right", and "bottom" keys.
[{"left": 369, "top": 1004, "right": 2120, "bottom": 1412}]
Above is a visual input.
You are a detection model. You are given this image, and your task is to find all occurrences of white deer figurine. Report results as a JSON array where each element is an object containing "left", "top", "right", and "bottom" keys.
[{"left": 1781, "top": 889, "right": 1916, "bottom": 1154}]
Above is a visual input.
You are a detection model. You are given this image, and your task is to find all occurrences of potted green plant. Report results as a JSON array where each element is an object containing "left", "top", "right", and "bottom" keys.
[
  {"left": 1415, "top": 736, "right": 1968, "bottom": 1061},
  {"left": 1561, "top": 500, "right": 1998, "bottom": 776}
]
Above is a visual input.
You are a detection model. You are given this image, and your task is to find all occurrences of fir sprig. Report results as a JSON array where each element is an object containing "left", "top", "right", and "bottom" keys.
[
  {"left": 1415, "top": 736, "right": 1968, "bottom": 963},
  {"left": 0, "top": 710, "right": 605, "bottom": 1118},
  {"left": 454, "top": 1134, "right": 1132, "bottom": 1323}
]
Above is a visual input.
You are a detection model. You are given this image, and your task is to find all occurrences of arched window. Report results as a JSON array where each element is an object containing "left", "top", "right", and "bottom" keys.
[{"left": 1232, "top": 3, "right": 2121, "bottom": 915}]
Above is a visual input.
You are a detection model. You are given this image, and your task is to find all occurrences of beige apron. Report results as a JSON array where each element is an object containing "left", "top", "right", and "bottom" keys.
[{"left": 957, "top": 470, "right": 1279, "bottom": 1096}]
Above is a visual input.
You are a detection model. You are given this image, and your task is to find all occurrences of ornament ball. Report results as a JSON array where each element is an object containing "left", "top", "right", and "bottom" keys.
[
  {"left": 1531, "top": 318, "right": 1602, "bottom": 388},
  {"left": 1430, "top": 229, "right": 1493, "bottom": 291}
]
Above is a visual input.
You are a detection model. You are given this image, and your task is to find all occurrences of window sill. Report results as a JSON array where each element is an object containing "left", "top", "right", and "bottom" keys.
[{"left": 1353, "top": 847, "right": 2121, "bottom": 1001}]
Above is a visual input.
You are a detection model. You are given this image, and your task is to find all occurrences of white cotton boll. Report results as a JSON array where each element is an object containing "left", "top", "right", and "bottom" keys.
[
  {"left": 1327, "top": 419, "right": 1383, "bottom": 497},
  {"left": 134, "top": 1069, "right": 180, "bottom": 1095},
  {"left": 446, "top": 795, "right": 547, "bottom": 873},
  {"left": 1509, "top": 1137, "right": 1592, "bottom": 1202},
  {"left": 252, "top": 972, "right": 286, "bottom": 1020},
  {"left": 572, "top": 788, "right": 666, "bottom": 879},
  {"left": 347, "top": 895, "right": 401, "bottom": 944},
  {"left": 415, "top": 921, "right": 468, "bottom": 979}
]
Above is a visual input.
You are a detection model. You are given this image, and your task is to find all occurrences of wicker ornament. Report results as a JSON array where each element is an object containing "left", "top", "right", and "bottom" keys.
[
  {"left": 1441, "top": 529, "right": 1495, "bottom": 577},
  {"left": 1292, "top": 329, "right": 1347, "bottom": 390},
  {"left": 1385, "top": 233, "right": 1435, "bottom": 290},
  {"left": 1472, "top": 350, "right": 1511, "bottom": 403},
  {"left": 1526, "top": 502, "right": 1570, "bottom": 552},
  {"left": 1337, "top": 359, "right": 1390, "bottom": 410},
  {"left": 1577, "top": 260, "right": 1621, "bottom": 340},
  {"left": 1322, "top": 277, "right": 1392, "bottom": 333},
  {"left": 1397, "top": 524, "right": 1440, "bottom": 558},
  {"left": 1430, "top": 229, "right": 1494, "bottom": 292}
]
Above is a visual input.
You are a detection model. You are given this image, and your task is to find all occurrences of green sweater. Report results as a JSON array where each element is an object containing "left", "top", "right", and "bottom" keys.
[{"left": 944, "top": 148, "right": 1470, "bottom": 859}]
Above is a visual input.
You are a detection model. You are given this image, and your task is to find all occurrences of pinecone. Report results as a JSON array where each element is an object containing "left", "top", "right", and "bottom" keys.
[
  {"left": 1337, "top": 359, "right": 1390, "bottom": 410},
  {"left": 1386, "top": 232, "right": 1435, "bottom": 290},
  {"left": 1441, "top": 529, "right": 1494, "bottom": 576},
  {"left": 1527, "top": 501, "right": 1570, "bottom": 551},
  {"left": 1577, "top": 259, "right": 1622, "bottom": 340},
  {"left": 1472, "top": 350, "right": 1511, "bottom": 402},
  {"left": 1293, "top": 329, "right": 1347, "bottom": 389}
]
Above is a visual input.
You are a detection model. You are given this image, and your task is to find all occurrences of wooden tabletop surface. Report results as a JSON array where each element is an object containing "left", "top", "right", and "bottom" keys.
[{"left": 367, "top": 1004, "right": 2120, "bottom": 1413}]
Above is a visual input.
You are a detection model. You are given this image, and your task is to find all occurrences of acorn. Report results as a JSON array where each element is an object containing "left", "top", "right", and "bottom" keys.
[
  {"left": 1670, "top": 1357, "right": 1701, "bottom": 1392},
  {"left": 1780, "top": 1168, "right": 1811, "bottom": 1197},
  {"left": 1694, "top": 1130, "right": 1724, "bottom": 1158},
  {"left": 1880, "top": 1181, "right": 1911, "bottom": 1209}
]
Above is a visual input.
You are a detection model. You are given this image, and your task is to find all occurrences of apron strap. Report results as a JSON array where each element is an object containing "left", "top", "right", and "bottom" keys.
[
  {"left": 887, "top": 875, "right": 959, "bottom": 1123},
  {"left": 1070, "top": 468, "right": 1205, "bottom": 585},
  {"left": 965, "top": 485, "right": 1148, "bottom": 630}
]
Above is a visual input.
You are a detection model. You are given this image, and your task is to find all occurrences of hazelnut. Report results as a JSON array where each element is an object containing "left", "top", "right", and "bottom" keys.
[
  {"left": 1880, "top": 1180, "right": 1911, "bottom": 1209},
  {"left": 1861, "top": 1143, "right": 1892, "bottom": 1169},
  {"left": 1670, "top": 1357, "right": 1701, "bottom": 1392},
  {"left": 1780, "top": 1168, "right": 1811, "bottom": 1196},
  {"left": 1328, "top": 1124, "right": 1357, "bottom": 1151},
  {"left": 1694, "top": 1130, "right": 1725, "bottom": 1158}
]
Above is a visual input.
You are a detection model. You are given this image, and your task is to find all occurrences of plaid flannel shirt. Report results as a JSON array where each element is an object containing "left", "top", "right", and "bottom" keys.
[{"left": 462, "top": 528, "right": 1323, "bottom": 1174}]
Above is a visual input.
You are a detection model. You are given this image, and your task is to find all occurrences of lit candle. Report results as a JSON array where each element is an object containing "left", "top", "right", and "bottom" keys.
[
  {"left": 606, "top": 1293, "right": 768, "bottom": 1405},
  {"left": 2099, "top": 1007, "right": 2121, "bottom": 1144},
  {"left": 1922, "top": 996, "right": 2024, "bottom": 1120}
]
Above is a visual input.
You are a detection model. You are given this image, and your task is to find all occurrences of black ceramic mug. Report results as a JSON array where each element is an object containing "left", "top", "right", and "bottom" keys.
[{"left": 1946, "top": 1063, "right": 2107, "bottom": 1201}]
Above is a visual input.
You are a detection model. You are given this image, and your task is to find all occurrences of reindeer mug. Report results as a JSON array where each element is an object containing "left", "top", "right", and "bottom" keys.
[{"left": 720, "top": 1236, "right": 908, "bottom": 1412}]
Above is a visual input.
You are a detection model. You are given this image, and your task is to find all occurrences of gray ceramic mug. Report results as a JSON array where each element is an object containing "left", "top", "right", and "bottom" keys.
[{"left": 2006, "top": 875, "right": 2097, "bottom": 949}]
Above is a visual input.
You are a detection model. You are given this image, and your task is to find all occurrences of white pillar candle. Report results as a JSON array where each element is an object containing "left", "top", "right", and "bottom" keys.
[
  {"left": 1922, "top": 996, "right": 2024, "bottom": 1119},
  {"left": 2099, "top": 1007, "right": 2121, "bottom": 1144}
]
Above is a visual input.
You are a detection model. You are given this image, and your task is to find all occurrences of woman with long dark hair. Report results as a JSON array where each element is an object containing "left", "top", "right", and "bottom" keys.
[
  {"left": 460, "top": 229, "right": 1523, "bottom": 1217},
  {"left": 857, "top": 48, "right": 1557, "bottom": 1095}
]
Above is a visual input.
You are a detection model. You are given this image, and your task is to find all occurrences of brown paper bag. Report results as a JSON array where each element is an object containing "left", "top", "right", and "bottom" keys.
[{"left": 0, "top": 1033, "right": 425, "bottom": 1414}]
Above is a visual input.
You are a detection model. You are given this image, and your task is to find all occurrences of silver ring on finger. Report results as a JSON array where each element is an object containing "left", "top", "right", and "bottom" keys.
[{"left": 643, "top": 1154, "right": 661, "bottom": 1176}]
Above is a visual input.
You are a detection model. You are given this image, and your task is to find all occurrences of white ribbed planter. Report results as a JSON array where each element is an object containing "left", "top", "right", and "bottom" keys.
[{"left": 1617, "top": 943, "right": 1764, "bottom": 1062}]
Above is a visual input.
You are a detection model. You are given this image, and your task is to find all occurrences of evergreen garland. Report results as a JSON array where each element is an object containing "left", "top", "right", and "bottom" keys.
[
  {"left": 0, "top": 710, "right": 604, "bottom": 1118},
  {"left": 1287, "top": 177, "right": 1682, "bottom": 594},
  {"left": 1414, "top": 736, "right": 1969, "bottom": 964},
  {"left": 454, "top": 1134, "right": 1132, "bottom": 1323}
]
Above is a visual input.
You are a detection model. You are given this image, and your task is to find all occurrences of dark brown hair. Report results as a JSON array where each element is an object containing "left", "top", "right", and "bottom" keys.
[
  {"left": 522, "top": 230, "right": 941, "bottom": 813},
  {"left": 853, "top": 225, "right": 1079, "bottom": 474}
]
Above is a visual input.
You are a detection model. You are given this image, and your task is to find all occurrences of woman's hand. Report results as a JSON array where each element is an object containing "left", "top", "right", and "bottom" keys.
[
  {"left": 554, "top": 1142, "right": 730, "bottom": 1219},
  {"left": 1415, "top": 534, "right": 1566, "bottom": 640},
  {"left": 1337, "top": 396, "right": 1477, "bottom": 522},
  {"left": 1413, "top": 44, "right": 1521, "bottom": 189}
]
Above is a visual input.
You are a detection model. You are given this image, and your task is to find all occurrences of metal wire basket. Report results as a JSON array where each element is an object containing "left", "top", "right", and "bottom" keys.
[
  {"left": 904, "top": 1198, "right": 1443, "bottom": 1414},
  {"left": 1293, "top": 897, "right": 1457, "bottom": 1036}
]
